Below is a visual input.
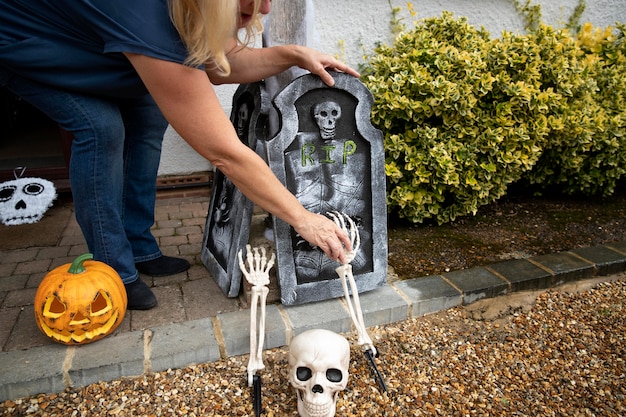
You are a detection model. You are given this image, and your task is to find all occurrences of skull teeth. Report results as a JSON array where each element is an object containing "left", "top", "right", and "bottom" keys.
[
  {"left": 320, "top": 126, "right": 335, "bottom": 139},
  {"left": 303, "top": 399, "right": 332, "bottom": 417}
]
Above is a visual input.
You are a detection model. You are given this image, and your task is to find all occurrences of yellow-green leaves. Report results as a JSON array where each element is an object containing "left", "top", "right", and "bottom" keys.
[{"left": 362, "top": 13, "right": 626, "bottom": 224}]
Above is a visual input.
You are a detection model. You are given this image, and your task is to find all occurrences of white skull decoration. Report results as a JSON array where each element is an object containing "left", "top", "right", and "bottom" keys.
[
  {"left": 288, "top": 329, "right": 350, "bottom": 417},
  {"left": 312, "top": 101, "right": 342, "bottom": 141},
  {"left": 0, "top": 177, "right": 57, "bottom": 226}
]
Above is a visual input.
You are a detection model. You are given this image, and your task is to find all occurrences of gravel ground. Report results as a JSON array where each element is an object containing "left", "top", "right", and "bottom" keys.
[{"left": 2, "top": 276, "right": 624, "bottom": 416}]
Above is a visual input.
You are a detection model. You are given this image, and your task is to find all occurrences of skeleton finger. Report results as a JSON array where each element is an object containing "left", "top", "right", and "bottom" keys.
[
  {"left": 328, "top": 211, "right": 361, "bottom": 261},
  {"left": 263, "top": 251, "right": 275, "bottom": 274}
]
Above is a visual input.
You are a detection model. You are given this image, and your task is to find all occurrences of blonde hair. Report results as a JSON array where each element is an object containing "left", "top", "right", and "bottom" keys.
[{"left": 169, "top": 0, "right": 264, "bottom": 75}]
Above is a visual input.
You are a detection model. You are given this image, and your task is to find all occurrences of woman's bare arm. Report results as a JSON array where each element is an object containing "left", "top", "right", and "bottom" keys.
[
  {"left": 207, "top": 40, "right": 360, "bottom": 86},
  {"left": 124, "top": 53, "right": 352, "bottom": 262}
]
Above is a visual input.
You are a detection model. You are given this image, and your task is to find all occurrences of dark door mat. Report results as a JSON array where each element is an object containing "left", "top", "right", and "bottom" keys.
[{"left": 0, "top": 200, "right": 73, "bottom": 251}]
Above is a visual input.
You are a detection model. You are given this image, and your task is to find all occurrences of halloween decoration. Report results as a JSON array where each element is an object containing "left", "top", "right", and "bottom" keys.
[
  {"left": 328, "top": 210, "right": 388, "bottom": 393},
  {"left": 238, "top": 244, "right": 275, "bottom": 417},
  {"left": 34, "top": 253, "right": 127, "bottom": 345},
  {"left": 0, "top": 167, "right": 56, "bottom": 226},
  {"left": 312, "top": 100, "right": 342, "bottom": 141},
  {"left": 288, "top": 329, "right": 350, "bottom": 417},
  {"left": 267, "top": 71, "right": 388, "bottom": 306}
]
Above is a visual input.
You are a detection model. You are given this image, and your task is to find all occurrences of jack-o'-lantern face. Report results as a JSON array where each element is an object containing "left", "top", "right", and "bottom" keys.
[{"left": 34, "top": 254, "right": 127, "bottom": 345}]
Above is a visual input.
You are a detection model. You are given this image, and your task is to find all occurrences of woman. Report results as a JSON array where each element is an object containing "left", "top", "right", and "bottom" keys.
[{"left": 0, "top": 0, "right": 357, "bottom": 309}]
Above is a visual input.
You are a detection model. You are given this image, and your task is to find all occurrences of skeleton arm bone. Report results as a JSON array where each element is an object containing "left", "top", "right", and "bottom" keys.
[
  {"left": 336, "top": 264, "right": 376, "bottom": 355},
  {"left": 327, "top": 211, "right": 377, "bottom": 356},
  {"left": 238, "top": 245, "right": 275, "bottom": 386}
]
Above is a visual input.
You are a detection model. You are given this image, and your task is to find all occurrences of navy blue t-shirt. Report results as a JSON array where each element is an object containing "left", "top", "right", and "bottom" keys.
[{"left": 0, "top": 0, "right": 191, "bottom": 98}]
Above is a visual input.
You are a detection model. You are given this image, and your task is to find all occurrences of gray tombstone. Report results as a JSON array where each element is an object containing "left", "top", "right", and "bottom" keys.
[
  {"left": 201, "top": 82, "right": 269, "bottom": 297},
  {"left": 266, "top": 71, "right": 388, "bottom": 305}
]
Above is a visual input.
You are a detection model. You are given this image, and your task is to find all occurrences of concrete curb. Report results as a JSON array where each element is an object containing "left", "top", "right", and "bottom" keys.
[{"left": 1, "top": 242, "right": 625, "bottom": 402}]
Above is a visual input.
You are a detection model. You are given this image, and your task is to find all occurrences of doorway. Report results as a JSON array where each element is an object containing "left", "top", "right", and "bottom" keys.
[{"left": 0, "top": 87, "right": 72, "bottom": 191}]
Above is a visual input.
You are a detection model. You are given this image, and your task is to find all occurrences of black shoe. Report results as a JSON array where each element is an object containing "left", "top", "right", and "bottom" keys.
[
  {"left": 125, "top": 279, "right": 158, "bottom": 310},
  {"left": 135, "top": 256, "right": 190, "bottom": 277}
]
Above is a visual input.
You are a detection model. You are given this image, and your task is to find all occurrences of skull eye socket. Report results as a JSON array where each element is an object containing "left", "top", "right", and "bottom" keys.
[
  {"left": 296, "top": 366, "right": 312, "bottom": 382},
  {"left": 0, "top": 186, "right": 16, "bottom": 202},
  {"left": 22, "top": 183, "right": 45, "bottom": 196},
  {"left": 326, "top": 368, "right": 343, "bottom": 383},
  {"left": 331, "top": 109, "right": 338, "bottom": 117}
]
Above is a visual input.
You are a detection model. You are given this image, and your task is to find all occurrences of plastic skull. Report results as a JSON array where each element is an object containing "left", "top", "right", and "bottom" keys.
[
  {"left": 0, "top": 177, "right": 56, "bottom": 226},
  {"left": 288, "top": 329, "right": 350, "bottom": 417},
  {"left": 312, "top": 101, "right": 341, "bottom": 141}
]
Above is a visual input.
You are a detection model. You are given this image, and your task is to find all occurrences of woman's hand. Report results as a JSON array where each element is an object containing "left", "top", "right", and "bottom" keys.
[
  {"left": 290, "top": 45, "right": 360, "bottom": 86},
  {"left": 292, "top": 212, "right": 353, "bottom": 264}
]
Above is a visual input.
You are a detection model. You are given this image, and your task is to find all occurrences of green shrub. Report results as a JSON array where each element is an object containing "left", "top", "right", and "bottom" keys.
[
  {"left": 363, "top": 12, "right": 556, "bottom": 224},
  {"left": 523, "top": 23, "right": 626, "bottom": 196},
  {"left": 362, "top": 12, "right": 626, "bottom": 224}
]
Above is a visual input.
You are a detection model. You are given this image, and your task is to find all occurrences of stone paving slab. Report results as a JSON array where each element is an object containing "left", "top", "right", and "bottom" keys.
[
  {"left": 392, "top": 275, "right": 461, "bottom": 318},
  {"left": 0, "top": 344, "right": 68, "bottom": 402},
  {"left": 70, "top": 331, "right": 145, "bottom": 389},
  {"left": 530, "top": 251, "right": 596, "bottom": 285},
  {"left": 486, "top": 258, "right": 553, "bottom": 292},
  {"left": 443, "top": 267, "right": 509, "bottom": 305},
  {"left": 570, "top": 246, "right": 626, "bottom": 276},
  {"left": 282, "top": 297, "right": 353, "bottom": 337},
  {"left": 149, "top": 318, "right": 221, "bottom": 373}
]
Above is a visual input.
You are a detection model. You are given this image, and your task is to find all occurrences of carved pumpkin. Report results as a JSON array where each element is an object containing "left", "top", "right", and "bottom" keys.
[{"left": 34, "top": 253, "right": 127, "bottom": 345}]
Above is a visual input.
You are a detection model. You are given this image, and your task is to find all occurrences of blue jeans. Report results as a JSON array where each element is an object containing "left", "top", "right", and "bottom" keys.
[{"left": 1, "top": 71, "right": 168, "bottom": 284}]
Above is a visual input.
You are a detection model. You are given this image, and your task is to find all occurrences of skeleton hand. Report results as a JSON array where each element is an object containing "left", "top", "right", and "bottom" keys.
[
  {"left": 327, "top": 211, "right": 360, "bottom": 265},
  {"left": 238, "top": 244, "right": 275, "bottom": 288}
]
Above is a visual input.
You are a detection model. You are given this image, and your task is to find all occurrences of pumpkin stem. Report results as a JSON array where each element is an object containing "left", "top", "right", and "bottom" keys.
[{"left": 68, "top": 253, "right": 94, "bottom": 274}]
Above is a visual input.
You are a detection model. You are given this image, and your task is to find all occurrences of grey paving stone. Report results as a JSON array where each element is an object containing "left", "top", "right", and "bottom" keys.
[
  {"left": 570, "top": 246, "right": 626, "bottom": 276},
  {"left": 357, "top": 285, "right": 409, "bottom": 327},
  {"left": 393, "top": 276, "right": 461, "bottom": 317},
  {"left": 0, "top": 307, "right": 20, "bottom": 350},
  {"left": 443, "top": 267, "right": 509, "bottom": 304},
  {"left": 3, "top": 307, "right": 53, "bottom": 351},
  {"left": 150, "top": 318, "right": 220, "bottom": 373},
  {"left": 70, "top": 331, "right": 144, "bottom": 389},
  {"left": 530, "top": 252, "right": 596, "bottom": 286},
  {"left": 0, "top": 274, "right": 28, "bottom": 292},
  {"left": 217, "top": 304, "right": 287, "bottom": 357},
  {"left": 2, "top": 287, "right": 36, "bottom": 308},
  {"left": 486, "top": 259, "right": 553, "bottom": 292},
  {"left": 282, "top": 298, "right": 352, "bottom": 337},
  {"left": 36, "top": 246, "right": 70, "bottom": 260},
  {"left": 0, "top": 344, "right": 68, "bottom": 402},
  {"left": 129, "top": 285, "right": 185, "bottom": 330},
  {"left": 606, "top": 240, "right": 626, "bottom": 255},
  {"left": 181, "top": 276, "right": 239, "bottom": 321},
  {"left": 0, "top": 248, "right": 39, "bottom": 264},
  {"left": 0, "top": 263, "right": 17, "bottom": 278}
]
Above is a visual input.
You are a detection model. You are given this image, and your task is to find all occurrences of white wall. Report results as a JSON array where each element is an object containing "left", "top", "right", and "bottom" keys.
[
  {"left": 157, "top": 0, "right": 626, "bottom": 177},
  {"left": 158, "top": 84, "right": 237, "bottom": 176}
]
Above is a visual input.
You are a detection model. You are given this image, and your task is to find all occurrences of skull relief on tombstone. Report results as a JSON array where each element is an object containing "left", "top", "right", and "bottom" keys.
[
  {"left": 288, "top": 328, "right": 350, "bottom": 417},
  {"left": 312, "top": 101, "right": 341, "bottom": 141}
]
